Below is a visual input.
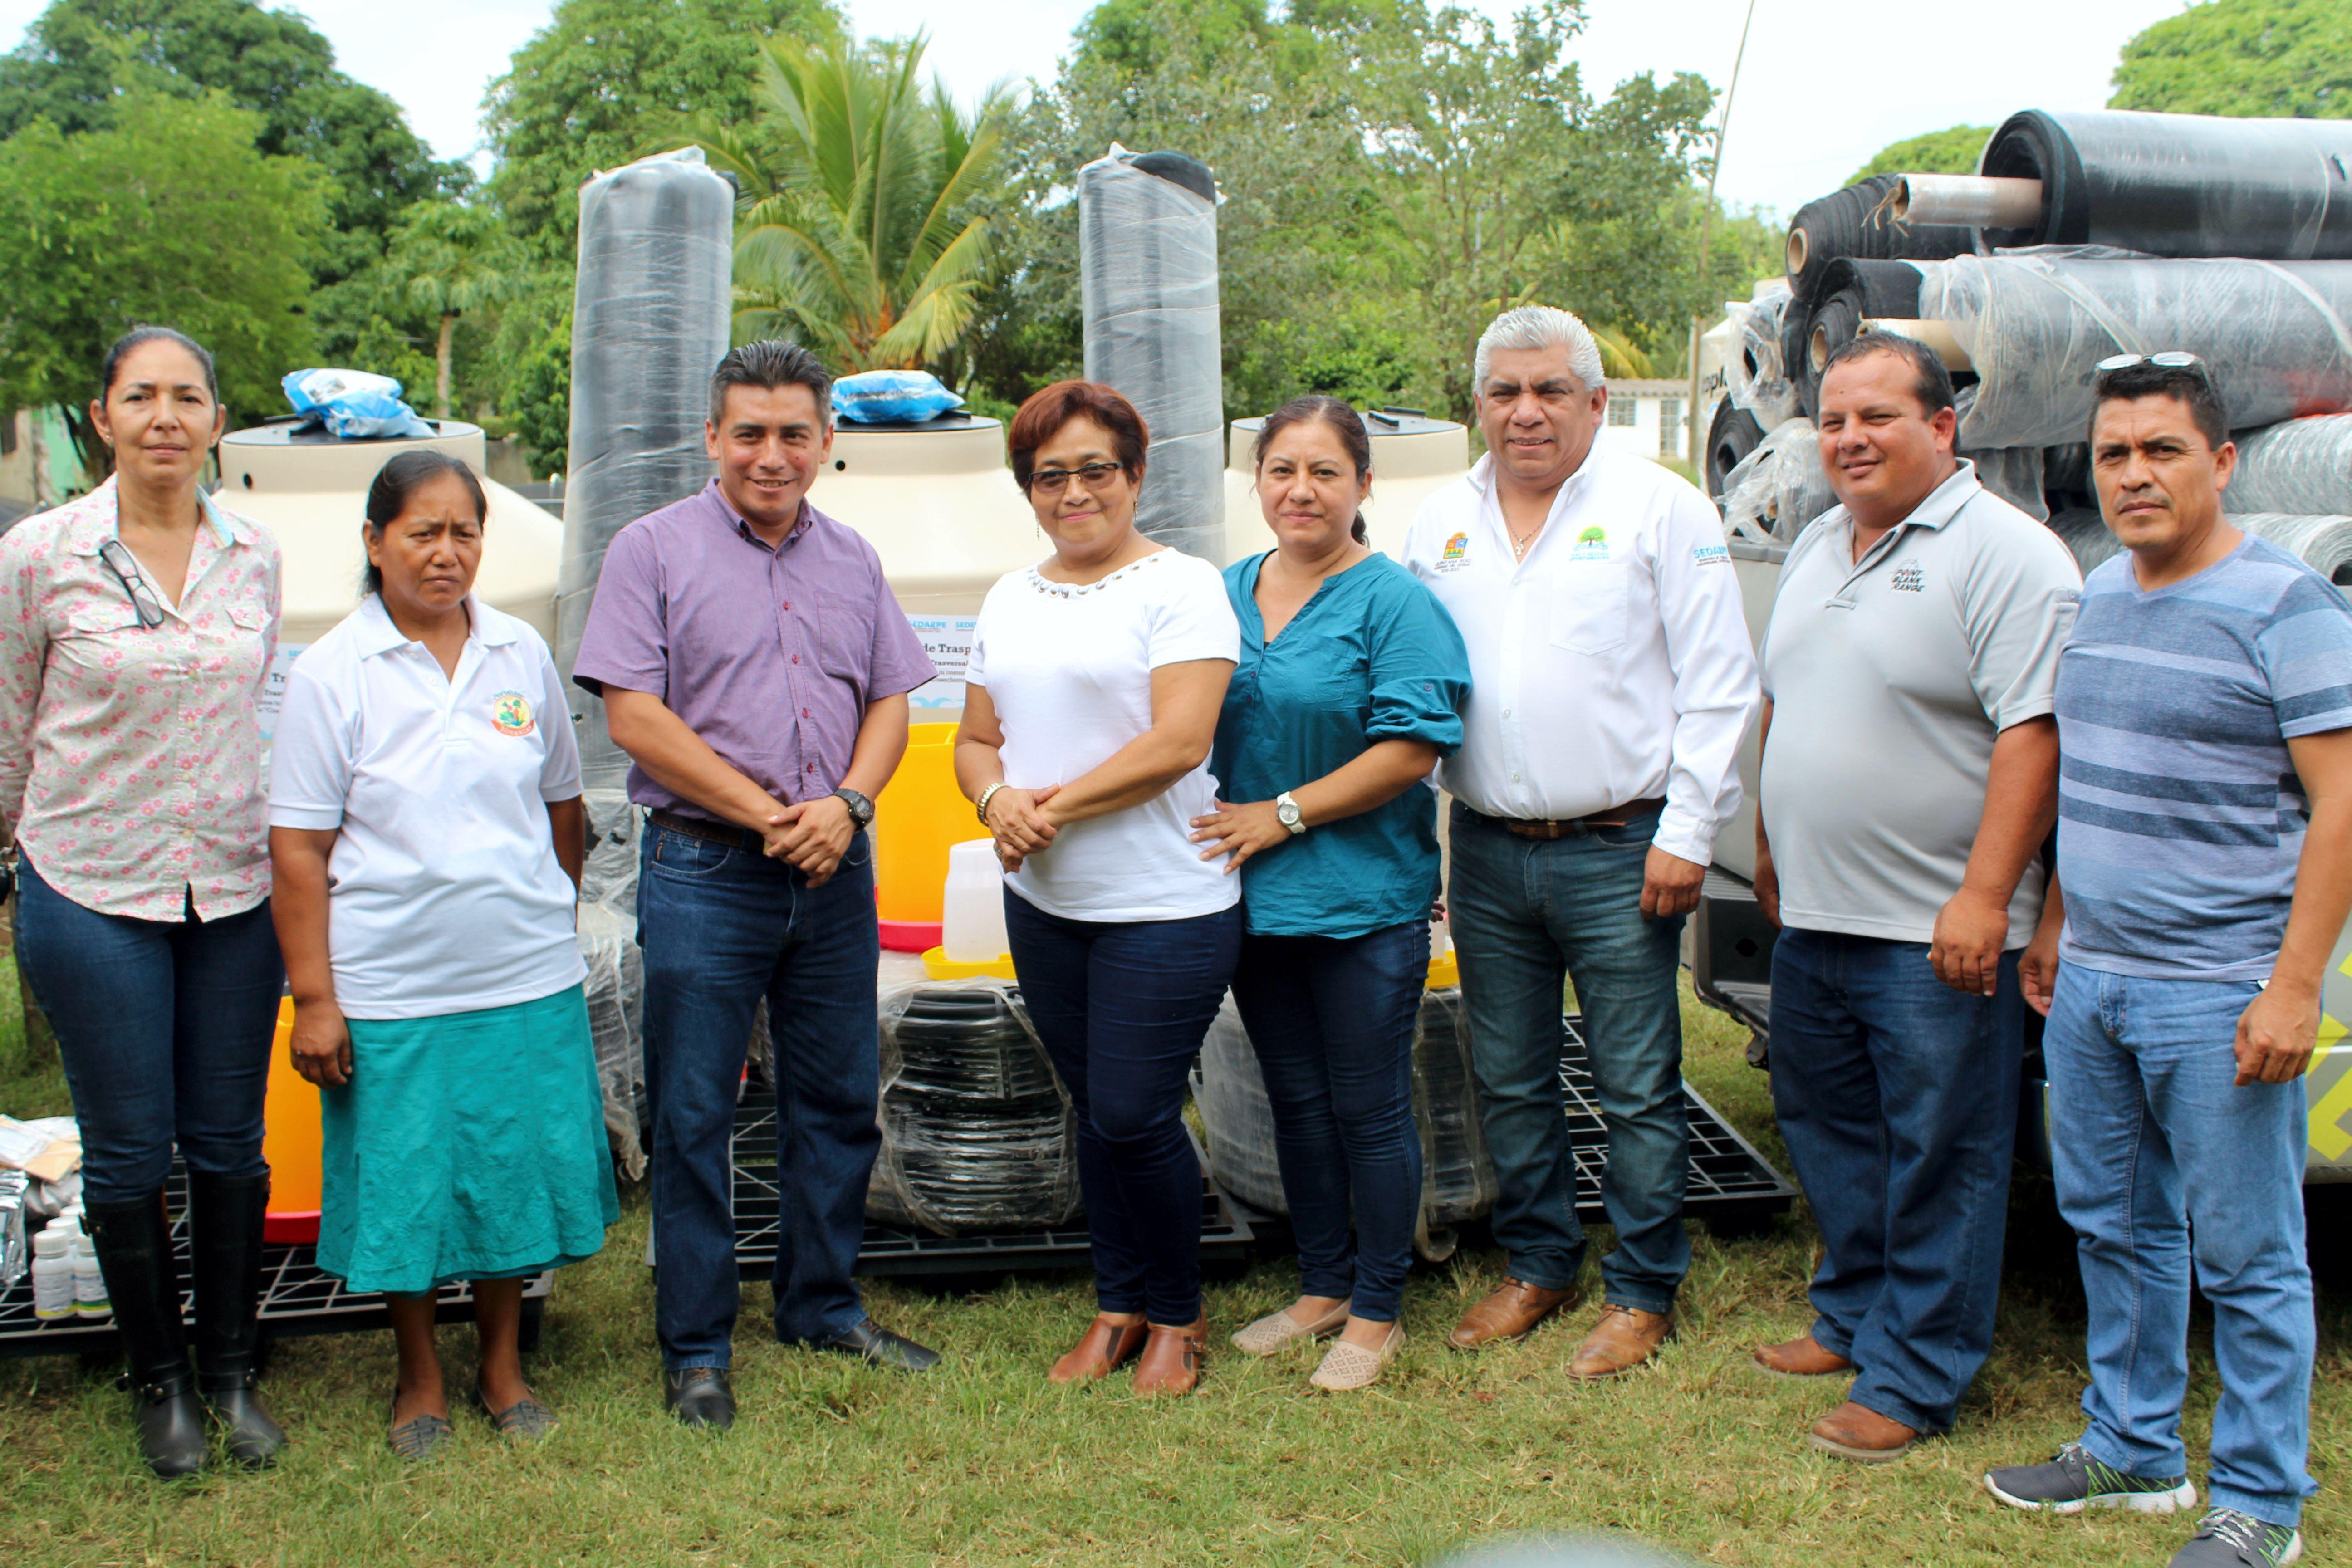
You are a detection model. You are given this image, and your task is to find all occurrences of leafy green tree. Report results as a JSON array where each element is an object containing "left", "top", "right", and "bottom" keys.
[
  {"left": 0, "top": 90, "right": 328, "bottom": 473},
  {"left": 483, "top": 0, "right": 842, "bottom": 253},
  {"left": 378, "top": 201, "right": 529, "bottom": 417},
  {"left": 0, "top": 0, "right": 460, "bottom": 282},
  {"left": 684, "top": 29, "right": 1012, "bottom": 371},
  {"left": 2112, "top": 0, "right": 2352, "bottom": 118},
  {"left": 1847, "top": 124, "right": 1994, "bottom": 185}
]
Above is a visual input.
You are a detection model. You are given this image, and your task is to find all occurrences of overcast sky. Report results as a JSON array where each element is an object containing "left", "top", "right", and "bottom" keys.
[{"left": 0, "top": 0, "right": 2191, "bottom": 220}]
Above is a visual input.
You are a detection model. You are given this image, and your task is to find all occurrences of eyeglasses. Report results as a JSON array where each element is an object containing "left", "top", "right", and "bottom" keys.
[
  {"left": 1024, "top": 461, "right": 1126, "bottom": 496},
  {"left": 96, "top": 539, "right": 166, "bottom": 629},
  {"left": 2097, "top": 351, "right": 2209, "bottom": 374}
]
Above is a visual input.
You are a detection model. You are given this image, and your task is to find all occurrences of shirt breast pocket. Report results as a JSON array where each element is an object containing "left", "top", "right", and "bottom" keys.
[
  {"left": 56, "top": 604, "right": 147, "bottom": 675},
  {"left": 1547, "top": 562, "right": 1629, "bottom": 656},
  {"left": 813, "top": 589, "right": 876, "bottom": 683}
]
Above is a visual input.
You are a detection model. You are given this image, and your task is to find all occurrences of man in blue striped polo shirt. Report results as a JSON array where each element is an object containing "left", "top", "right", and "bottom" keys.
[{"left": 1985, "top": 356, "right": 2352, "bottom": 1568}]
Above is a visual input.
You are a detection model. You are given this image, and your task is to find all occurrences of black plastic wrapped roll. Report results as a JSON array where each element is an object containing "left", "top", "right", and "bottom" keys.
[
  {"left": 1979, "top": 109, "right": 2352, "bottom": 259},
  {"left": 1801, "top": 259, "right": 1927, "bottom": 387},
  {"left": 1705, "top": 402, "right": 1767, "bottom": 500},
  {"left": 868, "top": 984, "right": 1081, "bottom": 1234},
  {"left": 1784, "top": 176, "right": 1973, "bottom": 304}
]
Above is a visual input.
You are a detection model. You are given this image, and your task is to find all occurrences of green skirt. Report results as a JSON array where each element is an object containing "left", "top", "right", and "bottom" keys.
[{"left": 319, "top": 984, "right": 619, "bottom": 1295}]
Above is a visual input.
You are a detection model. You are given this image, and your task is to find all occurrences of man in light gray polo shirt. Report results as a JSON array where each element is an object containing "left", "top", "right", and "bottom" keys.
[{"left": 1751, "top": 332, "right": 2081, "bottom": 1463}]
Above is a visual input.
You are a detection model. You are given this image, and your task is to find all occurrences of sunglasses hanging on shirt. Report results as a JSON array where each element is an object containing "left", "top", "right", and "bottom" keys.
[{"left": 96, "top": 539, "right": 167, "bottom": 629}]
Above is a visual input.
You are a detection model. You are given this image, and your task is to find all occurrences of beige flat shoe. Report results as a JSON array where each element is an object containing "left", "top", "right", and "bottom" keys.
[
  {"left": 1231, "top": 1298, "right": 1352, "bottom": 1357},
  {"left": 1309, "top": 1322, "right": 1403, "bottom": 1391}
]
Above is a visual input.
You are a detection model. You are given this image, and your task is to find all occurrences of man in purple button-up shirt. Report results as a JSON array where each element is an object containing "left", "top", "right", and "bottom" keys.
[{"left": 573, "top": 342, "right": 942, "bottom": 1422}]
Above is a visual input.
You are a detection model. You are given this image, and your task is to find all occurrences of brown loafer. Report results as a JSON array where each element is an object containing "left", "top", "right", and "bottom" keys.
[
  {"left": 1807, "top": 1399, "right": 1918, "bottom": 1463},
  {"left": 1752, "top": 1333, "right": 1853, "bottom": 1379},
  {"left": 1447, "top": 1278, "right": 1579, "bottom": 1350},
  {"left": 1048, "top": 1314, "right": 1148, "bottom": 1385},
  {"left": 1566, "top": 1303, "right": 1673, "bottom": 1380},
  {"left": 1131, "top": 1316, "right": 1207, "bottom": 1396}
]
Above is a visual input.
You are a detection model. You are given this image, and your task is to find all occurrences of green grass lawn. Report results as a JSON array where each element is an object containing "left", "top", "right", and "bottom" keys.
[{"left": 0, "top": 982, "right": 2344, "bottom": 1567}]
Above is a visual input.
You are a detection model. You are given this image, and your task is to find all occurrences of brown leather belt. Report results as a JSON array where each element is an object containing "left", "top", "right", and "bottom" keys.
[
  {"left": 1461, "top": 798, "right": 1666, "bottom": 841},
  {"left": 649, "top": 808, "right": 764, "bottom": 851}
]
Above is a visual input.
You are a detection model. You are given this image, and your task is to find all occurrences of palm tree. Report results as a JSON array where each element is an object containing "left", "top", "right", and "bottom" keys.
[
  {"left": 383, "top": 201, "right": 525, "bottom": 418},
  {"left": 685, "top": 30, "right": 1014, "bottom": 372}
]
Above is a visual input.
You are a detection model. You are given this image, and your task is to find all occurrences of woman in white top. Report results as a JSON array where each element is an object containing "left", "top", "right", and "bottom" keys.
[
  {"left": 269, "top": 451, "right": 617, "bottom": 1461},
  {"left": 955, "top": 381, "right": 1240, "bottom": 1396}
]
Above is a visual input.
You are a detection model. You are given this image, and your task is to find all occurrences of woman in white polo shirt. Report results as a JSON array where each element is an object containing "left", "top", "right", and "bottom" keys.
[
  {"left": 954, "top": 381, "right": 1240, "bottom": 1396},
  {"left": 269, "top": 451, "right": 616, "bottom": 1461}
]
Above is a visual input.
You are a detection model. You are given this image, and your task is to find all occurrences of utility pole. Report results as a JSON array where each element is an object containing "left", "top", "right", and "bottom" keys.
[{"left": 1686, "top": 0, "right": 1760, "bottom": 473}]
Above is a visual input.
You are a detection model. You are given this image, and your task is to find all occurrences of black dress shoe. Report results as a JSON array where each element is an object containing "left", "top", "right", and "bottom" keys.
[
  {"left": 662, "top": 1368, "right": 736, "bottom": 1429},
  {"left": 810, "top": 1317, "right": 941, "bottom": 1373}
]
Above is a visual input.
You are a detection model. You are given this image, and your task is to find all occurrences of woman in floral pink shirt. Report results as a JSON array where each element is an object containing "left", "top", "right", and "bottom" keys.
[{"left": 0, "top": 328, "right": 287, "bottom": 1480}]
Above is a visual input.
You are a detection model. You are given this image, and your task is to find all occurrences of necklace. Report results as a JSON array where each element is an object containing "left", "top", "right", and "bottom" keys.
[{"left": 1508, "top": 523, "right": 1543, "bottom": 560}]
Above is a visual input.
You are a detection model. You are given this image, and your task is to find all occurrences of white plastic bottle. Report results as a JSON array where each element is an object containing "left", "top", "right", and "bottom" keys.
[
  {"left": 29, "top": 1229, "right": 75, "bottom": 1321},
  {"left": 70, "top": 1235, "right": 108, "bottom": 1319},
  {"left": 941, "top": 838, "right": 1010, "bottom": 962}
]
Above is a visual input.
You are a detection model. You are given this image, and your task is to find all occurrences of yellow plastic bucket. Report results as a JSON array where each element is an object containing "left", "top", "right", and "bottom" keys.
[{"left": 876, "top": 721, "right": 970, "bottom": 951}]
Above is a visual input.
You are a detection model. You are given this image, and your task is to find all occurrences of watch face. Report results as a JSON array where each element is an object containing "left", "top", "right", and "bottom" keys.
[{"left": 1277, "top": 799, "right": 1301, "bottom": 825}]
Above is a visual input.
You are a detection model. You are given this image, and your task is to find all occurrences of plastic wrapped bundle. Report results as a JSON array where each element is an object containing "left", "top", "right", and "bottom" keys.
[
  {"left": 1078, "top": 148, "right": 1224, "bottom": 564},
  {"left": 1718, "top": 419, "right": 1835, "bottom": 544},
  {"left": 1784, "top": 175, "right": 1972, "bottom": 304},
  {"left": 1979, "top": 109, "right": 2352, "bottom": 259},
  {"left": 1798, "top": 259, "right": 1927, "bottom": 395},
  {"left": 2237, "top": 512, "right": 2352, "bottom": 583},
  {"left": 1964, "top": 446, "right": 2049, "bottom": 523},
  {"left": 557, "top": 148, "right": 735, "bottom": 787},
  {"left": 1705, "top": 402, "right": 1767, "bottom": 501},
  {"left": 2232, "top": 416, "right": 2352, "bottom": 518},
  {"left": 1727, "top": 287, "right": 1803, "bottom": 429},
  {"left": 867, "top": 982, "right": 1080, "bottom": 1235},
  {"left": 1191, "top": 989, "right": 1499, "bottom": 1248},
  {"left": 2046, "top": 509, "right": 2124, "bottom": 576},
  {"left": 1918, "top": 252, "right": 2352, "bottom": 452},
  {"left": 576, "top": 788, "right": 647, "bottom": 1178}
]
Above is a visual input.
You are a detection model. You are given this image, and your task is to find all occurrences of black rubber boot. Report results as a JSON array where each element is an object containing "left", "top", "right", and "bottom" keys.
[
  {"left": 189, "top": 1171, "right": 286, "bottom": 1469},
  {"left": 84, "top": 1193, "right": 207, "bottom": 1479}
]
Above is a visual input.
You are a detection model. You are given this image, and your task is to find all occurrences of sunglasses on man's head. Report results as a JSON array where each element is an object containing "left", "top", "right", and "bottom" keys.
[{"left": 2097, "top": 351, "right": 2209, "bottom": 375}]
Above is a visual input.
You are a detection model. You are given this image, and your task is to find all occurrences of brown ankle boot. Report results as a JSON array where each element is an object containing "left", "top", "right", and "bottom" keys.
[
  {"left": 1048, "top": 1314, "right": 1149, "bottom": 1385},
  {"left": 1131, "top": 1316, "right": 1208, "bottom": 1396}
]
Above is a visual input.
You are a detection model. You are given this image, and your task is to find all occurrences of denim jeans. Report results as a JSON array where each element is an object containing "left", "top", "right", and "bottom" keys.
[
  {"left": 1445, "top": 803, "right": 1688, "bottom": 1314},
  {"left": 15, "top": 855, "right": 285, "bottom": 1205},
  {"left": 1230, "top": 921, "right": 1428, "bottom": 1323},
  {"left": 2044, "top": 964, "right": 2315, "bottom": 1528},
  {"left": 1766, "top": 928, "right": 2021, "bottom": 1434},
  {"left": 1004, "top": 889, "right": 1240, "bottom": 1325},
  {"left": 637, "top": 823, "right": 882, "bottom": 1368}
]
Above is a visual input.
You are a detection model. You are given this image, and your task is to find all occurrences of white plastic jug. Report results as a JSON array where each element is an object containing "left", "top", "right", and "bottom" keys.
[{"left": 941, "top": 838, "right": 1010, "bottom": 963}]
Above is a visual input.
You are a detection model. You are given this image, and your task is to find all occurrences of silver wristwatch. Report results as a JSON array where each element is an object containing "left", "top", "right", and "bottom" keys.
[{"left": 1275, "top": 791, "right": 1307, "bottom": 836}]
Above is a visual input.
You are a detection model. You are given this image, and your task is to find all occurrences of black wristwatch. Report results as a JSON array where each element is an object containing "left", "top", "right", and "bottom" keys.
[{"left": 833, "top": 787, "right": 876, "bottom": 828}]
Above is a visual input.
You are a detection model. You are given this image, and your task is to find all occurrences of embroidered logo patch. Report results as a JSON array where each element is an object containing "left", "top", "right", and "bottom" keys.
[
  {"left": 1434, "top": 531, "right": 1471, "bottom": 571},
  {"left": 1568, "top": 525, "right": 1610, "bottom": 563},
  {"left": 1692, "top": 543, "right": 1730, "bottom": 566},
  {"left": 1890, "top": 564, "right": 1925, "bottom": 593},
  {"left": 491, "top": 691, "right": 536, "bottom": 736}
]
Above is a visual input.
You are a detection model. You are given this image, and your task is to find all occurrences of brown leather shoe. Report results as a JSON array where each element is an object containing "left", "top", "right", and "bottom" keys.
[
  {"left": 1807, "top": 1399, "right": 1918, "bottom": 1463},
  {"left": 1751, "top": 1333, "right": 1853, "bottom": 1379},
  {"left": 1048, "top": 1314, "right": 1148, "bottom": 1385},
  {"left": 1132, "top": 1316, "right": 1208, "bottom": 1396},
  {"left": 1565, "top": 1303, "right": 1673, "bottom": 1380},
  {"left": 1446, "top": 1278, "right": 1578, "bottom": 1350}
]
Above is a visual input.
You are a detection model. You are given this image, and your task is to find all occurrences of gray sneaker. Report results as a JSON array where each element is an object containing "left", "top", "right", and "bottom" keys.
[
  {"left": 2167, "top": 1509, "right": 2303, "bottom": 1568},
  {"left": 1984, "top": 1441, "right": 2197, "bottom": 1514}
]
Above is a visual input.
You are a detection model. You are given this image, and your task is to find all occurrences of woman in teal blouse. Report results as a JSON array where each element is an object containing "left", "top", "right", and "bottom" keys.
[{"left": 1192, "top": 396, "right": 1470, "bottom": 1391}]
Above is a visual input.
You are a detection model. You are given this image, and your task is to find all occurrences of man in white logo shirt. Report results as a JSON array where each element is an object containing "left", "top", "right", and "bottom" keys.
[{"left": 1404, "top": 305, "right": 1759, "bottom": 1376}]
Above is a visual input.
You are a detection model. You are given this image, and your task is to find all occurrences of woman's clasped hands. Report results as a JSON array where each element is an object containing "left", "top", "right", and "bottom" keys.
[
  {"left": 1189, "top": 799, "right": 1293, "bottom": 874},
  {"left": 985, "top": 781, "right": 1062, "bottom": 872}
]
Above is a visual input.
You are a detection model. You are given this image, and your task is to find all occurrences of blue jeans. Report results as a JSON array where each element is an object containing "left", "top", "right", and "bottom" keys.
[
  {"left": 15, "top": 855, "right": 284, "bottom": 1204},
  {"left": 1766, "top": 928, "right": 2021, "bottom": 1434},
  {"left": 2044, "top": 964, "right": 2315, "bottom": 1528},
  {"left": 637, "top": 823, "right": 882, "bottom": 1368},
  {"left": 1446, "top": 803, "right": 1688, "bottom": 1314},
  {"left": 1230, "top": 922, "right": 1428, "bottom": 1323},
  {"left": 1004, "top": 889, "right": 1240, "bottom": 1325}
]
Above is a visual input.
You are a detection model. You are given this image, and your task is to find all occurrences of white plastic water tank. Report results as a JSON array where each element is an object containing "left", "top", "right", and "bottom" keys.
[
  {"left": 1222, "top": 409, "right": 1471, "bottom": 564},
  {"left": 216, "top": 420, "right": 564, "bottom": 647}
]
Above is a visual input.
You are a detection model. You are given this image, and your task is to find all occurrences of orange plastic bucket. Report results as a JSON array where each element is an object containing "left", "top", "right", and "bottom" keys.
[{"left": 260, "top": 997, "right": 323, "bottom": 1244}]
